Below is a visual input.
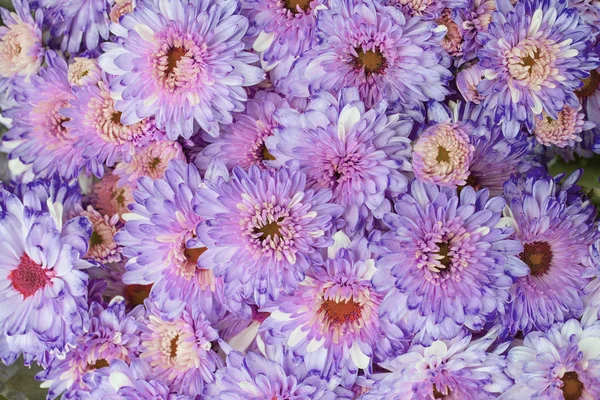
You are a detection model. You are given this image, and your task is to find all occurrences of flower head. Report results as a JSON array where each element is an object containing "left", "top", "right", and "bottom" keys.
[
  {"left": 80, "top": 205, "right": 121, "bottom": 264},
  {"left": 90, "top": 172, "right": 134, "bottom": 218},
  {"left": 99, "top": 0, "right": 264, "bottom": 139},
  {"left": 533, "top": 104, "right": 594, "bottom": 148},
  {"left": 68, "top": 57, "right": 102, "bottom": 87}
]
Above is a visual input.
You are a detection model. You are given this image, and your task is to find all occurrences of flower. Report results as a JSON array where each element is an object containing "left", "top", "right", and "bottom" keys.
[
  {"left": 412, "top": 121, "right": 474, "bottom": 187},
  {"left": 382, "top": 0, "right": 447, "bottom": 20},
  {"left": 501, "top": 170, "right": 598, "bottom": 334},
  {"left": 80, "top": 205, "right": 121, "bottom": 264},
  {"left": 284, "top": 0, "right": 451, "bottom": 110},
  {"left": 454, "top": 0, "right": 497, "bottom": 62},
  {"left": 99, "top": 0, "right": 264, "bottom": 139},
  {"left": 36, "top": 298, "right": 142, "bottom": 399},
  {"left": 109, "top": 0, "right": 134, "bottom": 23},
  {"left": 269, "top": 87, "right": 412, "bottom": 234},
  {"left": 195, "top": 90, "right": 291, "bottom": 172},
  {"left": 138, "top": 303, "right": 223, "bottom": 397},
  {"left": 0, "top": 179, "right": 93, "bottom": 366},
  {"left": 113, "top": 139, "right": 185, "bottom": 187},
  {"left": 372, "top": 181, "right": 528, "bottom": 343},
  {"left": 0, "top": 0, "right": 44, "bottom": 80},
  {"left": 533, "top": 104, "right": 594, "bottom": 148},
  {"left": 477, "top": 0, "right": 599, "bottom": 130},
  {"left": 115, "top": 160, "right": 225, "bottom": 318},
  {"left": 260, "top": 232, "right": 403, "bottom": 385},
  {"left": 2, "top": 51, "right": 97, "bottom": 179},
  {"left": 67, "top": 57, "right": 102, "bottom": 87},
  {"left": 205, "top": 350, "right": 344, "bottom": 399},
  {"left": 456, "top": 63, "right": 486, "bottom": 104},
  {"left": 65, "top": 74, "right": 162, "bottom": 169},
  {"left": 90, "top": 172, "right": 134, "bottom": 218},
  {"left": 437, "top": 8, "right": 463, "bottom": 57},
  {"left": 194, "top": 166, "right": 343, "bottom": 308},
  {"left": 364, "top": 327, "right": 512, "bottom": 399},
  {"left": 501, "top": 316, "right": 600, "bottom": 399}
]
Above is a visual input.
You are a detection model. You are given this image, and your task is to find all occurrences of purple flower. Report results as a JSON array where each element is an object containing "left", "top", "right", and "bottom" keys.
[
  {"left": 381, "top": 0, "right": 446, "bottom": 20},
  {"left": 99, "top": 0, "right": 265, "bottom": 139},
  {"left": 269, "top": 87, "right": 412, "bottom": 234},
  {"left": 477, "top": 0, "right": 600, "bottom": 130},
  {"left": 282, "top": 0, "right": 451, "bottom": 110},
  {"left": 194, "top": 166, "right": 343, "bottom": 309},
  {"left": 115, "top": 160, "right": 226, "bottom": 319},
  {"left": 501, "top": 170, "right": 598, "bottom": 334},
  {"left": 0, "top": 179, "right": 93, "bottom": 366},
  {"left": 2, "top": 51, "right": 98, "bottom": 179},
  {"left": 37, "top": 298, "right": 142, "bottom": 399},
  {"left": 372, "top": 181, "right": 528, "bottom": 343},
  {"left": 364, "top": 327, "right": 512, "bottom": 400},
  {"left": 260, "top": 232, "right": 404, "bottom": 386},
  {"left": 453, "top": 0, "right": 497, "bottom": 63},
  {"left": 137, "top": 302, "right": 223, "bottom": 397}
]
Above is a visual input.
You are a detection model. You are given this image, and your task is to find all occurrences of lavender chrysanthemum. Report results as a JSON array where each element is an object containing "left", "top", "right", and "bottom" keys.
[
  {"left": 0, "top": 179, "right": 92, "bottom": 366},
  {"left": 283, "top": 0, "right": 451, "bottom": 110},
  {"left": 194, "top": 166, "right": 343, "bottom": 309},
  {"left": 364, "top": 327, "right": 512, "bottom": 400},
  {"left": 502, "top": 170, "right": 597, "bottom": 334},
  {"left": 115, "top": 160, "right": 225, "bottom": 319},
  {"left": 269, "top": 87, "right": 412, "bottom": 234},
  {"left": 477, "top": 0, "right": 599, "bottom": 130},
  {"left": 37, "top": 298, "right": 142, "bottom": 399},
  {"left": 372, "top": 181, "right": 528, "bottom": 343},
  {"left": 99, "top": 0, "right": 265, "bottom": 139}
]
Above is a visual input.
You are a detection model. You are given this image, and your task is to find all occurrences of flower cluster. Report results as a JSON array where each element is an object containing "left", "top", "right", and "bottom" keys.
[{"left": 1, "top": 0, "right": 600, "bottom": 398}]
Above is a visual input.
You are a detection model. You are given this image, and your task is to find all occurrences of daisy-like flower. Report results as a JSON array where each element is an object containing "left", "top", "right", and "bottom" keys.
[
  {"left": 382, "top": 0, "right": 446, "bottom": 20},
  {"left": 0, "top": 179, "right": 93, "bottom": 366},
  {"left": 113, "top": 139, "right": 185, "bottom": 187},
  {"left": 533, "top": 104, "right": 594, "bottom": 148},
  {"left": 477, "top": 0, "right": 599, "bottom": 130},
  {"left": 67, "top": 58, "right": 102, "bottom": 87},
  {"left": 90, "top": 172, "right": 134, "bottom": 218},
  {"left": 0, "top": 0, "right": 44, "bottom": 80},
  {"left": 456, "top": 63, "right": 486, "bottom": 104},
  {"left": 437, "top": 8, "right": 463, "bottom": 57},
  {"left": 2, "top": 51, "right": 98, "bottom": 179},
  {"left": 138, "top": 303, "right": 223, "bottom": 397},
  {"left": 260, "top": 232, "right": 403, "bottom": 385},
  {"left": 286, "top": 0, "right": 451, "bottom": 110},
  {"left": 205, "top": 350, "right": 344, "bottom": 399},
  {"left": 80, "top": 205, "right": 121, "bottom": 264},
  {"left": 372, "top": 181, "right": 528, "bottom": 343},
  {"left": 37, "top": 298, "right": 142, "bottom": 399},
  {"left": 502, "top": 170, "right": 597, "bottom": 334},
  {"left": 196, "top": 90, "right": 291, "bottom": 172},
  {"left": 66, "top": 74, "right": 162, "bottom": 170},
  {"left": 412, "top": 121, "right": 475, "bottom": 187},
  {"left": 99, "top": 0, "right": 265, "bottom": 139},
  {"left": 500, "top": 315, "right": 600, "bottom": 399},
  {"left": 364, "top": 327, "right": 512, "bottom": 399},
  {"left": 194, "top": 166, "right": 344, "bottom": 308},
  {"left": 454, "top": 0, "right": 497, "bottom": 62},
  {"left": 269, "top": 87, "right": 412, "bottom": 234},
  {"left": 116, "top": 160, "right": 225, "bottom": 319}
]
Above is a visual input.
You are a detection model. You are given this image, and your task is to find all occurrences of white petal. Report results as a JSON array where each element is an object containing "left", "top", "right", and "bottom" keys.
[
  {"left": 350, "top": 341, "right": 370, "bottom": 369},
  {"left": 337, "top": 105, "right": 361, "bottom": 141},
  {"left": 109, "top": 371, "right": 132, "bottom": 391},
  {"left": 327, "top": 231, "right": 351, "bottom": 259},
  {"left": 228, "top": 321, "right": 260, "bottom": 353},
  {"left": 134, "top": 24, "right": 155, "bottom": 42},
  {"left": 253, "top": 31, "right": 275, "bottom": 53}
]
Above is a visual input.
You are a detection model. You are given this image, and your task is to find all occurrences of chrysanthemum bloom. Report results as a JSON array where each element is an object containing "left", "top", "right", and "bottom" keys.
[
  {"left": 456, "top": 63, "right": 486, "bottom": 103},
  {"left": 37, "top": 298, "right": 142, "bottom": 399},
  {"left": 80, "top": 205, "right": 121, "bottom": 264},
  {"left": 41, "top": 0, "right": 110, "bottom": 53},
  {"left": 412, "top": 121, "right": 475, "bottom": 187},
  {"left": 65, "top": 74, "right": 162, "bottom": 170},
  {"left": 570, "top": 0, "right": 600, "bottom": 35},
  {"left": 286, "top": 0, "right": 451, "bottom": 110},
  {"left": 453, "top": 0, "right": 496, "bottom": 62},
  {"left": 116, "top": 160, "right": 225, "bottom": 319},
  {"left": 500, "top": 316, "right": 600, "bottom": 399},
  {"left": 138, "top": 303, "right": 223, "bottom": 397},
  {"left": 2, "top": 51, "right": 97, "bottom": 179},
  {"left": 269, "top": 88, "right": 412, "bottom": 234},
  {"left": 205, "top": 351, "right": 343, "bottom": 399},
  {"left": 99, "top": 0, "right": 265, "bottom": 139},
  {"left": 364, "top": 327, "right": 512, "bottom": 399},
  {"left": 477, "top": 0, "right": 599, "bottom": 130},
  {"left": 0, "top": 181, "right": 93, "bottom": 366},
  {"left": 90, "top": 172, "right": 134, "bottom": 218},
  {"left": 196, "top": 90, "right": 290, "bottom": 172},
  {"left": 109, "top": 0, "right": 134, "bottom": 23},
  {"left": 437, "top": 8, "right": 463, "bottom": 57},
  {"left": 501, "top": 171, "right": 597, "bottom": 334},
  {"left": 381, "top": 0, "right": 445, "bottom": 20},
  {"left": 68, "top": 58, "right": 102, "bottom": 87},
  {"left": 260, "top": 233, "right": 403, "bottom": 385},
  {"left": 372, "top": 181, "right": 528, "bottom": 343},
  {"left": 195, "top": 166, "right": 343, "bottom": 308},
  {"left": 0, "top": 0, "right": 44, "bottom": 80},
  {"left": 533, "top": 105, "right": 594, "bottom": 148},
  {"left": 113, "top": 139, "right": 185, "bottom": 187}
]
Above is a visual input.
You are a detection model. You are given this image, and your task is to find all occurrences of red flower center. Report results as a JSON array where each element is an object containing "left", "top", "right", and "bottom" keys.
[
  {"left": 519, "top": 241, "right": 553, "bottom": 277},
  {"left": 8, "top": 254, "right": 49, "bottom": 298}
]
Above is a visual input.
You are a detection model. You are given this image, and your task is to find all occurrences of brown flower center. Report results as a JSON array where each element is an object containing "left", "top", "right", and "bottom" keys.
[
  {"left": 320, "top": 297, "right": 362, "bottom": 325},
  {"left": 519, "top": 241, "right": 553, "bottom": 277},
  {"left": 433, "top": 384, "right": 449, "bottom": 398},
  {"left": 184, "top": 246, "right": 207, "bottom": 264},
  {"left": 90, "top": 230, "right": 104, "bottom": 247},
  {"left": 436, "top": 146, "right": 451, "bottom": 163},
  {"left": 124, "top": 284, "right": 152, "bottom": 307},
  {"left": 111, "top": 111, "right": 122, "bottom": 124},
  {"left": 577, "top": 69, "right": 600, "bottom": 98},
  {"left": 261, "top": 144, "right": 276, "bottom": 161},
  {"left": 169, "top": 335, "right": 179, "bottom": 358},
  {"left": 561, "top": 371, "right": 584, "bottom": 400},
  {"left": 284, "top": 0, "right": 312, "bottom": 13},
  {"left": 88, "top": 358, "right": 110, "bottom": 370},
  {"left": 9, "top": 254, "right": 49, "bottom": 298},
  {"left": 166, "top": 47, "right": 186, "bottom": 75},
  {"left": 354, "top": 48, "right": 386, "bottom": 75},
  {"left": 255, "top": 219, "right": 284, "bottom": 241}
]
